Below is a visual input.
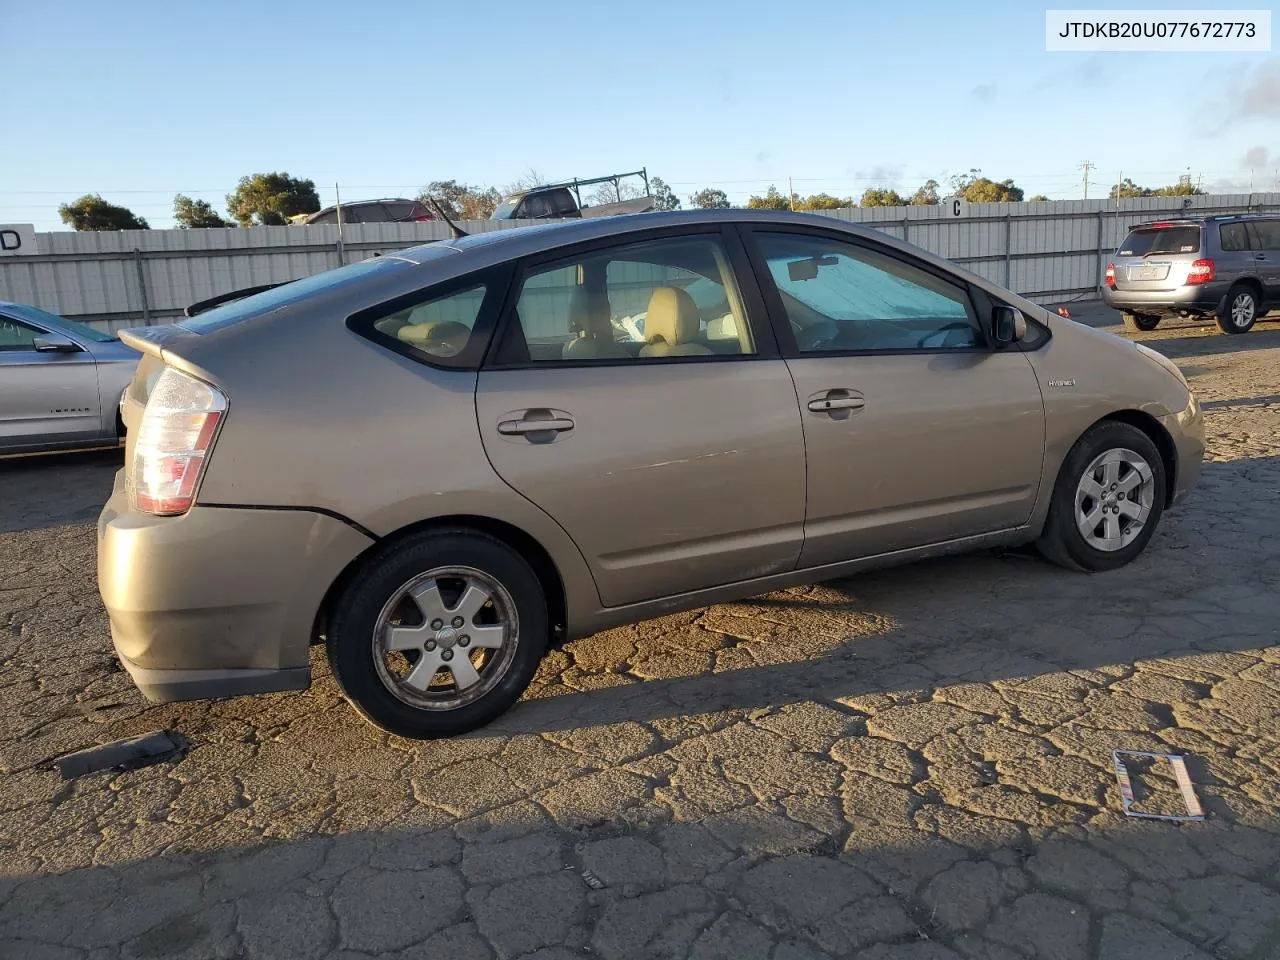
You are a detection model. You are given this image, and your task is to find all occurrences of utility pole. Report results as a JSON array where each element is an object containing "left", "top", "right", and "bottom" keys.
[
  {"left": 789, "top": 177, "right": 795, "bottom": 211},
  {"left": 1079, "top": 160, "right": 1095, "bottom": 200}
]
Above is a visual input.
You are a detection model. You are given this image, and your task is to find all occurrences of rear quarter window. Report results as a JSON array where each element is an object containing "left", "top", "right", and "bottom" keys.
[
  {"left": 1117, "top": 226, "right": 1201, "bottom": 256},
  {"left": 1219, "top": 223, "right": 1250, "bottom": 252}
]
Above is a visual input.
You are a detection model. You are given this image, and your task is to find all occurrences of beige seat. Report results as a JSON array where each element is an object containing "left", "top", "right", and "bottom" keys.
[
  {"left": 562, "top": 288, "right": 629, "bottom": 360},
  {"left": 396, "top": 319, "right": 472, "bottom": 357},
  {"left": 639, "top": 287, "right": 712, "bottom": 358}
]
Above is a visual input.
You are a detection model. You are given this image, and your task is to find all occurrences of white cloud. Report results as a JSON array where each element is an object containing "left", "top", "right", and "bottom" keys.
[
  {"left": 1243, "top": 145, "right": 1271, "bottom": 168},
  {"left": 1237, "top": 59, "right": 1280, "bottom": 119}
]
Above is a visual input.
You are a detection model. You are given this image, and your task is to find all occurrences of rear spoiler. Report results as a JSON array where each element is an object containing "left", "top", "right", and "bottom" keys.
[
  {"left": 1128, "top": 220, "right": 1200, "bottom": 231},
  {"left": 184, "top": 281, "right": 291, "bottom": 317}
]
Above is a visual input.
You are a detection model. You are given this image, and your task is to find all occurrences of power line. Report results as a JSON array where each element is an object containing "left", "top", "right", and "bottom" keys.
[{"left": 1079, "top": 161, "right": 1095, "bottom": 200}]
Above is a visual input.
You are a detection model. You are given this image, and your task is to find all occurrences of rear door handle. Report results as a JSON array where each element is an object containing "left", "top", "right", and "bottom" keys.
[
  {"left": 806, "top": 389, "right": 865, "bottom": 420},
  {"left": 807, "top": 396, "right": 865, "bottom": 412},
  {"left": 498, "top": 418, "right": 574, "bottom": 435}
]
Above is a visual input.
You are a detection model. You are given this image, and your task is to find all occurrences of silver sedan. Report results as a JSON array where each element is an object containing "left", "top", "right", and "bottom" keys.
[{"left": 0, "top": 301, "right": 139, "bottom": 455}]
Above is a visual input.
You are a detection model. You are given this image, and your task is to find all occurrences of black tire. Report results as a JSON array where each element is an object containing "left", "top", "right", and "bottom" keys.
[
  {"left": 1122, "top": 312, "right": 1161, "bottom": 332},
  {"left": 326, "top": 528, "right": 548, "bottom": 738},
  {"left": 1036, "top": 421, "right": 1167, "bottom": 573},
  {"left": 1217, "top": 285, "right": 1259, "bottom": 335}
]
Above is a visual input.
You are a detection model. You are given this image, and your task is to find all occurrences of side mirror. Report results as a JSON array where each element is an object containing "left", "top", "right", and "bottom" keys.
[
  {"left": 33, "top": 333, "right": 81, "bottom": 353},
  {"left": 992, "top": 305, "right": 1026, "bottom": 345}
]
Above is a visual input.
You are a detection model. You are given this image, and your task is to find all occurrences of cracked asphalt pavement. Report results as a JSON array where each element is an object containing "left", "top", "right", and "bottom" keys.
[{"left": 2, "top": 317, "right": 1279, "bottom": 960}]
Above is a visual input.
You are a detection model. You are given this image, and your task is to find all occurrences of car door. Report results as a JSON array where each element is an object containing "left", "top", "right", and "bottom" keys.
[
  {"left": 741, "top": 226, "right": 1046, "bottom": 569},
  {"left": 0, "top": 313, "right": 102, "bottom": 451},
  {"left": 475, "top": 228, "right": 807, "bottom": 607},
  {"left": 1246, "top": 219, "right": 1280, "bottom": 307},
  {"left": 1217, "top": 222, "right": 1256, "bottom": 290}
]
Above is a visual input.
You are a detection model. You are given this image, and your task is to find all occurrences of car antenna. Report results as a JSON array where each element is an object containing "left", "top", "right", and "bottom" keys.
[{"left": 425, "top": 197, "right": 468, "bottom": 239}]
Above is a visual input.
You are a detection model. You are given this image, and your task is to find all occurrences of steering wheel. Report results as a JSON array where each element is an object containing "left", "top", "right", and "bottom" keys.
[{"left": 917, "top": 323, "right": 974, "bottom": 349}]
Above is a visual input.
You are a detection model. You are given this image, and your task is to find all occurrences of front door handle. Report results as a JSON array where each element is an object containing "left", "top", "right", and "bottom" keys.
[
  {"left": 806, "top": 390, "right": 866, "bottom": 417},
  {"left": 496, "top": 409, "right": 575, "bottom": 443}
]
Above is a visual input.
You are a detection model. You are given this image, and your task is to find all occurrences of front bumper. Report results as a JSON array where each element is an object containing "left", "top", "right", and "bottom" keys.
[
  {"left": 98, "top": 472, "right": 373, "bottom": 703},
  {"left": 1158, "top": 392, "right": 1205, "bottom": 507}
]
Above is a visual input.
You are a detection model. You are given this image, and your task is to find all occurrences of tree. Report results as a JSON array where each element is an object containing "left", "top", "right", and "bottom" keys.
[
  {"left": 418, "top": 180, "right": 501, "bottom": 220},
  {"left": 57, "top": 194, "right": 149, "bottom": 231},
  {"left": 859, "top": 187, "right": 907, "bottom": 207},
  {"left": 1109, "top": 174, "right": 1205, "bottom": 200},
  {"left": 649, "top": 177, "right": 681, "bottom": 211},
  {"left": 795, "top": 192, "right": 850, "bottom": 210},
  {"left": 909, "top": 179, "right": 940, "bottom": 205},
  {"left": 1154, "top": 174, "right": 1204, "bottom": 197},
  {"left": 585, "top": 181, "right": 645, "bottom": 206},
  {"left": 746, "top": 185, "right": 792, "bottom": 210},
  {"left": 504, "top": 168, "right": 548, "bottom": 194},
  {"left": 1110, "top": 178, "right": 1148, "bottom": 200},
  {"left": 950, "top": 168, "right": 1024, "bottom": 202},
  {"left": 226, "top": 172, "right": 320, "bottom": 226},
  {"left": 173, "top": 194, "right": 232, "bottom": 228},
  {"left": 690, "top": 187, "right": 730, "bottom": 209},
  {"left": 1028, "top": 194, "right": 1050, "bottom": 202}
]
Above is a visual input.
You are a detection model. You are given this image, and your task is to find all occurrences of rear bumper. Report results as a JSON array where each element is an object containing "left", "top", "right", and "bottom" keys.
[
  {"left": 115, "top": 656, "right": 310, "bottom": 703},
  {"left": 97, "top": 473, "right": 373, "bottom": 703},
  {"left": 1102, "top": 285, "right": 1226, "bottom": 316}
]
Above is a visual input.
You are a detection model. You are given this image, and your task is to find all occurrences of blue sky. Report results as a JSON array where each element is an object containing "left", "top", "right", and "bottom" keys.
[{"left": 1, "top": 0, "right": 1276, "bottom": 230}]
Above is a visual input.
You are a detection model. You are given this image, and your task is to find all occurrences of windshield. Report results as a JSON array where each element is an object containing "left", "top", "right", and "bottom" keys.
[
  {"left": 178, "top": 257, "right": 405, "bottom": 334},
  {"left": 1117, "top": 226, "right": 1201, "bottom": 257},
  {"left": 491, "top": 201, "right": 519, "bottom": 219},
  {"left": 1, "top": 302, "right": 117, "bottom": 342}
]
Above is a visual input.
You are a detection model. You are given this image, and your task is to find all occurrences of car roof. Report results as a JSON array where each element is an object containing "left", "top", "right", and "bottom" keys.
[
  {"left": 392, "top": 209, "right": 896, "bottom": 265},
  {"left": 1130, "top": 213, "right": 1275, "bottom": 228}
]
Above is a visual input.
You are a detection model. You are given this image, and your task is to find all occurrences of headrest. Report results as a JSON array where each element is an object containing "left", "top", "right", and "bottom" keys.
[
  {"left": 397, "top": 320, "right": 471, "bottom": 356},
  {"left": 644, "top": 287, "right": 700, "bottom": 348}
]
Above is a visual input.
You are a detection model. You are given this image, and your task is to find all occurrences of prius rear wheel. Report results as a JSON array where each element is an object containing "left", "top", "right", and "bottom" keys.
[{"left": 326, "top": 529, "right": 547, "bottom": 738}]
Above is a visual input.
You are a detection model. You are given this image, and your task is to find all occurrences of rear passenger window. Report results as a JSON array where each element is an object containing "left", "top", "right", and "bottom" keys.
[
  {"left": 498, "top": 235, "right": 754, "bottom": 364},
  {"left": 382, "top": 202, "right": 416, "bottom": 221},
  {"left": 374, "top": 285, "right": 487, "bottom": 359},
  {"left": 1250, "top": 220, "right": 1280, "bottom": 251},
  {"left": 1219, "top": 223, "right": 1250, "bottom": 252}
]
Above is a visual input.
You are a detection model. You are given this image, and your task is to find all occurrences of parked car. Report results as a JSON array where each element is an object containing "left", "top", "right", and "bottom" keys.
[
  {"left": 0, "top": 302, "right": 139, "bottom": 455},
  {"left": 301, "top": 198, "right": 435, "bottom": 226},
  {"left": 99, "top": 210, "right": 1204, "bottom": 738},
  {"left": 1103, "top": 214, "right": 1280, "bottom": 334},
  {"left": 491, "top": 170, "right": 655, "bottom": 221}
]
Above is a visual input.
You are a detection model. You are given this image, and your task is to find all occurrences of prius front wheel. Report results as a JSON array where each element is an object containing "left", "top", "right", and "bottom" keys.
[
  {"left": 326, "top": 529, "right": 548, "bottom": 738},
  {"left": 1037, "top": 421, "right": 1166, "bottom": 572}
]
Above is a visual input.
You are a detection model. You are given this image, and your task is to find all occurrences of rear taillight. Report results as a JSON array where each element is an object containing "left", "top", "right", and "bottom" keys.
[
  {"left": 132, "top": 367, "right": 226, "bottom": 516},
  {"left": 1186, "top": 259, "right": 1215, "bottom": 285},
  {"left": 1105, "top": 263, "right": 1116, "bottom": 288}
]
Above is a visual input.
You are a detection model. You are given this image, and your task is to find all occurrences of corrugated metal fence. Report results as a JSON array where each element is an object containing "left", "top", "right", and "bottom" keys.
[{"left": 2, "top": 193, "right": 1277, "bottom": 332}]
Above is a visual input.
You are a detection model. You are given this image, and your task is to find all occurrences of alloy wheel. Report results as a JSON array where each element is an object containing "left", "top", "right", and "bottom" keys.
[
  {"left": 371, "top": 566, "right": 519, "bottom": 710},
  {"left": 1074, "top": 448, "right": 1155, "bottom": 552}
]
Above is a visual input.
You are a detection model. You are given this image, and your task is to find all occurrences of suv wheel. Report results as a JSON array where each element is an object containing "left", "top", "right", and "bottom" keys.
[
  {"left": 1037, "top": 421, "right": 1166, "bottom": 572},
  {"left": 1217, "top": 285, "right": 1258, "bottom": 335},
  {"left": 326, "top": 529, "right": 548, "bottom": 738},
  {"left": 1122, "top": 312, "right": 1161, "bottom": 332}
]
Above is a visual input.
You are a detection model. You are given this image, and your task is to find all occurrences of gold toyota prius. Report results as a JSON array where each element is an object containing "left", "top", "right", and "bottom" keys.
[{"left": 98, "top": 210, "right": 1204, "bottom": 738}]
